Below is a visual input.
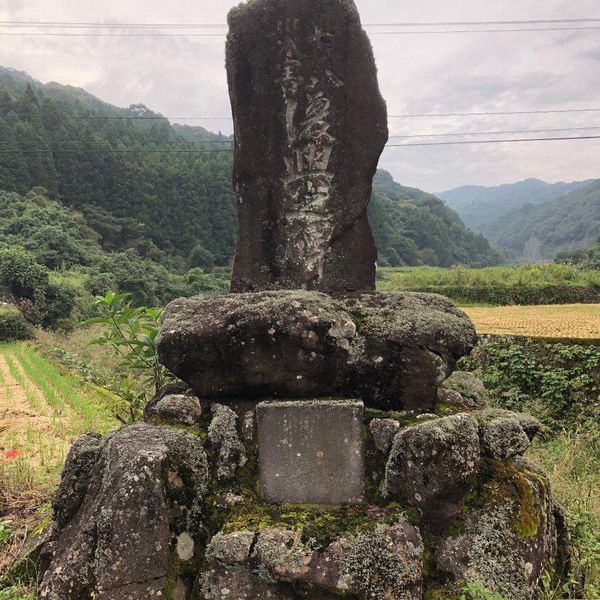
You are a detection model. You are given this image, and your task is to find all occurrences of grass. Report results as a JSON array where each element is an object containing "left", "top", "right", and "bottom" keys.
[
  {"left": 529, "top": 427, "right": 600, "bottom": 599},
  {"left": 464, "top": 304, "right": 600, "bottom": 341},
  {"left": 378, "top": 264, "right": 600, "bottom": 289},
  {"left": 0, "top": 341, "right": 118, "bottom": 586}
]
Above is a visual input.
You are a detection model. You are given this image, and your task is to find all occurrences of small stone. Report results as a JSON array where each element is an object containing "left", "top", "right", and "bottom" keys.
[
  {"left": 208, "top": 404, "right": 247, "bottom": 481},
  {"left": 176, "top": 532, "right": 195, "bottom": 562},
  {"left": 240, "top": 410, "right": 254, "bottom": 442},
  {"left": 441, "top": 371, "right": 489, "bottom": 408},
  {"left": 481, "top": 416, "right": 532, "bottom": 459},
  {"left": 369, "top": 418, "right": 400, "bottom": 453},
  {"left": 147, "top": 394, "right": 202, "bottom": 427},
  {"left": 200, "top": 564, "right": 295, "bottom": 600},
  {"left": 384, "top": 414, "right": 481, "bottom": 530},
  {"left": 206, "top": 531, "right": 255, "bottom": 564}
]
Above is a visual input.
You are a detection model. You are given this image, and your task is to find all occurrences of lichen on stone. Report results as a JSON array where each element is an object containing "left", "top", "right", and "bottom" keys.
[
  {"left": 441, "top": 371, "right": 489, "bottom": 408},
  {"left": 339, "top": 522, "right": 423, "bottom": 599},
  {"left": 208, "top": 403, "right": 247, "bottom": 481}
]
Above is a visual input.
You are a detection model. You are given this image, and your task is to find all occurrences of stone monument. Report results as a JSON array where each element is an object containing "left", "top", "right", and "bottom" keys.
[
  {"left": 35, "top": 1, "right": 571, "bottom": 598},
  {"left": 227, "top": 0, "right": 388, "bottom": 293}
]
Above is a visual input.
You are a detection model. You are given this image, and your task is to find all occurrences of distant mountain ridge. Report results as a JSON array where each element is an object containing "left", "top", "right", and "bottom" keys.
[
  {"left": 482, "top": 180, "right": 600, "bottom": 262},
  {"left": 0, "top": 65, "right": 501, "bottom": 268},
  {"left": 439, "top": 178, "right": 594, "bottom": 232}
]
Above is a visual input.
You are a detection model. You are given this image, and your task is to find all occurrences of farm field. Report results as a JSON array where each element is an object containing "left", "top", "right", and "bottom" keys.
[
  {"left": 0, "top": 342, "right": 118, "bottom": 588},
  {"left": 464, "top": 304, "right": 600, "bottom": 341}
]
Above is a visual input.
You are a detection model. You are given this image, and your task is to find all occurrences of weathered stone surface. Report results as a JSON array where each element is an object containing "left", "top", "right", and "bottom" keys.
[
  {"left": 441, "top": 371, "right": 489, "bottom": 408},
  {"left": 206, "top": 531, "right": 256, "bottom": 564},
  {"left": 200, "top": 563, "right": 296, "bottom": 600},
  {"left": 157, "top": 290, "right": 477, "bottom": 410},
  {"left": 51, "top": 431, "right": 103, "bottom": 528},
  {"left": 435, "top": 457, "right": 561, "bottom": 600},
  {"left": 203, "top": 517, "right": 423, "bottom": 599},
  {"left": 144, "top": 393, "right": 202, "bottom": 427},
  {"left": 257, "top": 400, "right": 364, "bottom": 504},
  {"left": 477, "top": 408, "right": 542, "bottom": 443},
  {"left": 227, "top": 0, "right": 387, "bottom": 293},
  {"left": 38, "top": 424, "right": 208, "bottom": 600},
  {"left": 369, "top": 418, "right": 400, "bottom": 453},
  {"left": 481, "top": 415, "right": 532, "bottom": 459},
  {"left": 383, "top": 414, "right": 481, "bottom": 529},
  {"left": 208, "top": 403, "right": 247, "bottom": 481}
]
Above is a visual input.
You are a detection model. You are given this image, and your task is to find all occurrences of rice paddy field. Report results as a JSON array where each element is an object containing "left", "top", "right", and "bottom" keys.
[
  {"left": 0, "top": 342, "right": 119, "bottom": 593},
  {"left": 464, "top": 304, "right": 600, "bottom": 341}
]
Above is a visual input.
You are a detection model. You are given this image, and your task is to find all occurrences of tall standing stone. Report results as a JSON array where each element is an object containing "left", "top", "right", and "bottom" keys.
[{"left": 227, "top": 0, "right": 388, "bottom": 293}]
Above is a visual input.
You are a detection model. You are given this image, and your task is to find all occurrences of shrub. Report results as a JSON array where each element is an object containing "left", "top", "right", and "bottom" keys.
[
  {"left": 189, "top": 244, "right": 216, "bottom": 270},
  {"left": 41, "top": 282, "right": 77, "bottom": 330},
  {"left": 0, "top": 247, "right": 48, "bottom": 302},
  {"left": 0, "top": 305, "right": 34, "bottom": 341},
  {"left": 404, "top": 284, "right": 599, "bottom": 306},
  {"left": 460, "top": 338, "right": 600, "bottom": 431}
]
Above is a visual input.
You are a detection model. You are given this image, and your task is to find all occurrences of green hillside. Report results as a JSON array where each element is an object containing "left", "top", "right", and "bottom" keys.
[
  {"left": 483, "top": 180, "right": 600, "bottom": 261},
  {"left": 370, "top": 171, "right": 502, "bottom": 267},
  {"left": 0, "top": 66, "right": 500, "bottom": 269},
  {"left": 556, "top": 237, "right": 600, "bottom": 270},
  {"left": 439, "top": 177, "right": 593, "bottom": 232}
]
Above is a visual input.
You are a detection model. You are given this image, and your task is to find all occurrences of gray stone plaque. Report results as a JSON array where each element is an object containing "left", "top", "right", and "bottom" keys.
[{"left": 257, "top": 400, "right": 364, "bottom": 505}]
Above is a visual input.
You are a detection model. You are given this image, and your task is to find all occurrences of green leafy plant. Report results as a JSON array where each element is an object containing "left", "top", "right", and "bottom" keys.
[
  {"left": 88, "top": 291, "right": 175, "bottom": 421},
  {"left": 460, "top": 581, "right": 507, "bottom": 600},
  {"left": 0, "top": 519, "right": 12, "bottom": 547},
  {"left": 0, "top": 306, "right": 34, "bottom": 342},
  {"left": 460, "top": 338, "right": 600, "bottom": 431}
]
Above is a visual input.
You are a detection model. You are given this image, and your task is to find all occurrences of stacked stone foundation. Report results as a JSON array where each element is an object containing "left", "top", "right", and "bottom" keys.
[{"left": 36, "top": 291, "right": 571, "bottom": 600}]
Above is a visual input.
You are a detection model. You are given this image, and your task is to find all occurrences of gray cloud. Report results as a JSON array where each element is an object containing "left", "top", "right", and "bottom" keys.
[{"left": 0, "top": 0, "right": 598, "bottom": 191}]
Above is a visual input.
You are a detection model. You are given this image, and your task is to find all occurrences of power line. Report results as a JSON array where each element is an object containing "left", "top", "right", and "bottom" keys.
[
  {"left": 10, "top": 125, "right": 599, "bottom": 145},
  {"left": 1, "top": 18, "right": 599, "bottom": 27},
  {"left": 1, "top": 134, "right": 599, "bottom": 153},
  {"left": 386, "top": 135, "right": 600, "bottom": 147},
  {"left": 2, "top": 26, "right": 600, "bottom": 36},
  {"left": 389, "top": 125, "right": 600, "bottom": 139},
  {"left": 12, "top": 108, "right": 600, "bottom": 121},
  {"left": 388, "top": 108, "right": 600, "bottom": 118}
]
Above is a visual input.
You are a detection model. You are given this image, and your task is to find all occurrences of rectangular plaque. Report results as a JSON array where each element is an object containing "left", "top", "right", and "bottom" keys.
[{"left": 257, "top": 400, "right": 364, "bottom": 505}]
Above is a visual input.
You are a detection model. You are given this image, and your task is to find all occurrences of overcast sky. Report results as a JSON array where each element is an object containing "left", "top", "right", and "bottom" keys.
[{"left": 1, "top": 0, "right": 599, "bottom": 192}]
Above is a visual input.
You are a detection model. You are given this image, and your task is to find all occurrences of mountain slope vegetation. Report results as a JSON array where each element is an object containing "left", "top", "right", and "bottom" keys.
[
  {"left": 369, "top": 171, "right": 502, "bottom": 267},
  {"left": 482, "top": 180, "right": 600, "bottom": 261},
  {"left": 0, "top": 65, "right": 500, "bottom": 269},
  {"left": 439, "top": 177, "right": 594, "bottom": 232}
]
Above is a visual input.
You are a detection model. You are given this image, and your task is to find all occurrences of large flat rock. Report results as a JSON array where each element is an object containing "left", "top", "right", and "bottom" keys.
[
  {"left": 157, "top": 290, "right": 477, "bottom": 411},
  {"left": 227, "top": 0, "right": 388, "bottom": 293},
  {"left": 257, "top": 400, "right": 364, "bottom": 504}
]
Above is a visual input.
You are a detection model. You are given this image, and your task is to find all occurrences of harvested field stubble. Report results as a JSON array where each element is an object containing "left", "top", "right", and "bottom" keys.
[{"left": 464, "top": 304, "right": 600, "bottom": 341}]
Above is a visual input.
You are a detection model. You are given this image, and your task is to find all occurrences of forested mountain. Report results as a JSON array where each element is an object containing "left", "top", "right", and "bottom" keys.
[
  {"left": 369, "top": 171, "right": 502, "bottom": 267},
  {"left": 440, "top": 178, "right": 594, "bottom": 232},
  {"left": 0, "top": 66, "right": 500, "bottom": 269},
  {"left": 556, "top": 238, "right": 600, "bottom": 270},
  {"left": 482, "top": 180, "right": 600, "bottom": 262}
]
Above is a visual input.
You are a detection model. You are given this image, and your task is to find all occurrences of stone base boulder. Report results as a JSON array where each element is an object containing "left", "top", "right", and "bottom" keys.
[
  {"left": 434, "top": 458, "right": 560, "bottom": 600},
  {"left": 201, "top": 515, "right": 423, "bottom": 600},
  {"left": 157, "top": 291, "right": 477, "bottom": 411},
  {"left": 36, "top": 393, "right": 568, "bottom": 600},
  {"left": 383, "top": 414, "right": 481, "bottom": 530},
  {"left": 38, "top": 424, "right": 208, "bottom": 600}
]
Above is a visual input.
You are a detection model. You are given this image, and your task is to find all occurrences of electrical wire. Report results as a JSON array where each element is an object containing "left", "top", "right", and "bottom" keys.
[
  {"left": 2, "top": 27, "right": 600, "bottom": 36},
  {"left": 1, "top": 18, "right": 599, "bottom": 27},
  {"left": 13, "top": 108, "right": 600, "bottom": 121},
  {"left": 1, "top": 134, "right": 599, "bottom": 153}
]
